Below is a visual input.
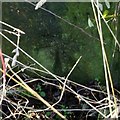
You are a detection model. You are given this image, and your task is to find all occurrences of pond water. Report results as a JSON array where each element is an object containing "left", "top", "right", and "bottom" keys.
[{"left": 2, "top": 2, "right": 120, "bottom": 85}]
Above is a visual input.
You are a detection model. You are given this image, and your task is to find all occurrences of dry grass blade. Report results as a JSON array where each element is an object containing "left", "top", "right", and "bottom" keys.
[
  {"left": 1, "top": 2, "right": 120, "bottom": 119},
  {"left": 44, "top": 56, "right": 82, "bottom": 110},
  {"left": 91, "top": 0, "right": 118, "bottom": 118},
  {"left": 0, "top": 66, "right": 67, "bottom": 120}
]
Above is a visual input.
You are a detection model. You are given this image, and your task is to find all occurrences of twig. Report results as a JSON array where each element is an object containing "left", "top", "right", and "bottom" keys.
[{"left": 0, "top": 66, "right": 67, "bottom": 120}]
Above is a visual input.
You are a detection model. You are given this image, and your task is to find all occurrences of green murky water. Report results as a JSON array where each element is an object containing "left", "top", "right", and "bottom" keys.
[{"left": 2, "top": 2, "right": 120, "bottom": 85}]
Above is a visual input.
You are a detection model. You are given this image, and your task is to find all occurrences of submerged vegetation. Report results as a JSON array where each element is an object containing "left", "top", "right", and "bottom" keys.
[{"left": 0, "top": 1, "right": 120, "bottom": 120}]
